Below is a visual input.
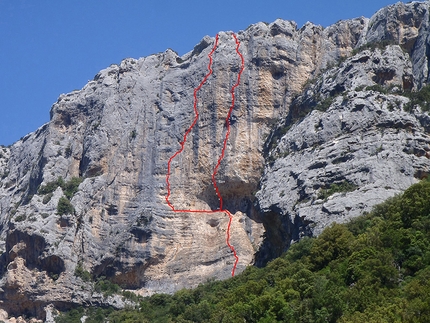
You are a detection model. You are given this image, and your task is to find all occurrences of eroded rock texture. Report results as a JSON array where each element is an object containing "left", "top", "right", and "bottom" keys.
[
  {"left": 0, "top": 1, "right": 429, "bottom": 319},
  {"left": 256, "top": 3, "right": 430, "bottom": 264}
]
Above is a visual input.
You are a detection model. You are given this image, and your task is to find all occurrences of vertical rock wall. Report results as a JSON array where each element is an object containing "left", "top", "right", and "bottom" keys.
[{"left": 0, "top": 1, "right": 429, "bottom": 318}]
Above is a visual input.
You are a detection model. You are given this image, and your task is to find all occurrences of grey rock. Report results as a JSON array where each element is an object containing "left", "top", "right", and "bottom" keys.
[
  {"left": 0, "top": 1, "right": 429, "bottom": 319},
  {"left": 256, "top": 27, "right": 430, "bottom": 262}
]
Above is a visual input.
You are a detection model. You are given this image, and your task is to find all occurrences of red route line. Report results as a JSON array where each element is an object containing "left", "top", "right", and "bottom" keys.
[
  {"left": 212, "top": 33, "right": 245, "bottom": 210},
  {"left": 165, "top": 33, "right": 244, "bottom": 277}
]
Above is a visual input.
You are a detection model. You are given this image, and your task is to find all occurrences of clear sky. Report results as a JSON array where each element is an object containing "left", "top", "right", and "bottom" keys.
[{"left": 0, "top": 0, "right": 409, "bottom": 146}]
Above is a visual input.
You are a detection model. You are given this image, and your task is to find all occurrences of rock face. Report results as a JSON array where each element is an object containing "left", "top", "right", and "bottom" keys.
[
  {"left": 256, "top": 43, "right": 430, "bottom": 263},
  {"left": 0, "top": 1, "right": 430, "bottom": 319},
  {"left": 254, "top": 1, "right": 430, "bottom": 264}
]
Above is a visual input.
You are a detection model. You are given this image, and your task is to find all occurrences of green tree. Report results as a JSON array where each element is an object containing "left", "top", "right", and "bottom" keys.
[
  {"left": 57, "top": 196, "right": 74, "bottom": 215},
  {"left": 310, "top": 223, "right": 353, "bottom": 270}
]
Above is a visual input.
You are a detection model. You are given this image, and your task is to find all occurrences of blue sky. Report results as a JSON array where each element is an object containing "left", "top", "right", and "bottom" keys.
[{"left": 0, "top": 0, "right": 408, "bottom": 146}]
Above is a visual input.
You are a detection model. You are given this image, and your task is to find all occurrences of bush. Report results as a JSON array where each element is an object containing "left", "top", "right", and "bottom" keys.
[
  {"left": 130, "top": 130, "right": 137, "bottom": 140},
  {"left": 42, "top": 193, "right": 53, "bottom": 204},
  {"left": 403, "top": 84, "right": 430, "bottom": 112},
  {"left": 55, "top": 307, "right": 85, "bottom": 323},
  {"left": 14, "top": 214, "right": 27, "bottom": 222},
  {"left": 39, "top": 179, "right": 62, "bottom": 195},
  {"left": 39, "top": 176, "right": 82, "bottom": 200},
  {"left": 57, "top": 197, "right": 74, "bottom": 215},
  {"left": 95, "top": 279, "right": 121, "bottom": 296},
  {"left": 351, "top": 40, "right": 396, "bottom": 56},
  {"left": 318, "top": 180, "right": 358, "bottom": 200},
  {"left": 65, "top": 145, "right": 72, "bottom": 158},
  {"left": 366, "top": 84, "right": 387, "bottom": 94},
  {"left": 74, "top": 263, "right": 92, "bottom": 282},
  {"left": 122, "top": 290, "right": 142, "bottom": 302},
  {"left": 63, "top": 177, "right": 83, "bottom": 200}
]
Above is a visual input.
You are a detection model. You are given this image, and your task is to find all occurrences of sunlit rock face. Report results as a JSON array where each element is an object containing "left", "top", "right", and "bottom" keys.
[
  {"left": 0, "top": 1, "right": 429, "bottom": 319},
  {"left": 256, "top": 2, "right": 430, "bottom": 264}
]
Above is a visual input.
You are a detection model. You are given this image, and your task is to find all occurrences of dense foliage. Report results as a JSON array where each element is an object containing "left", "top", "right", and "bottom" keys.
[{"left": 57, "top": 178, "right": 430, "bottom": 322}]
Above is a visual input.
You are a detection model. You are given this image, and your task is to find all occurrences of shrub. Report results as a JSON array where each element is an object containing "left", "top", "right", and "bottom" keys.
[
  {"left": 14, "top": 214, "right": 27, "bottom": 222},
  {"left": 74, "top": 263, "right": 92, "bottom": 282},
  {"left": 351, "top": 39, "right": 396, "bottom": 56},
  {"left": 39, "top": 179, "right": 61, "bottom": 195},
  {"left": 28, "top": 216, "right": 37, "bottom": 222},
  {"left": 315, "top": 96, "right": 334, "bottom": 112},
  {"left": 63, "top": 177, "right": 83, "bottom": 200},
  {"left": 39, "top": 176, "right": 82, "bottom": 200},
  {"left": 95, "top": 279, "right": 121, "bottom": 296},
  {"left": 366, "top": 84, "right": 387, "bottom": 94},
  {"left": 130, "top": 130, "right": 137, "bottom": 140},
  {"left": 318, "top": 180, "right": 358, "bottom": 200},
  {"left": 42, "top": 193, "right": 53, "bottom": 204},
  {"left": 57, "top": 197, "right": 74, "bottom": 215},
  {"left": 55, "top": 179, "right": 430, "bottom": 323},
  {"left": 65, "top": 145, "right": 72, "bottom": 158},
  {"left": 122, "top": 290, "right": 142, "bottom": 302},
  {"left": 55, "top": 307, "right": 85, "bottom": 323},
  {"left": 403, "top": 84, "right": 430, "bottom": 112}
]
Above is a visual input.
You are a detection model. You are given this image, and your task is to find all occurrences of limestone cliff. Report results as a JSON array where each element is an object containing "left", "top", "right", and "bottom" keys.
[{"left": 0, "top": 1, "right": 429, "bottom": 320}]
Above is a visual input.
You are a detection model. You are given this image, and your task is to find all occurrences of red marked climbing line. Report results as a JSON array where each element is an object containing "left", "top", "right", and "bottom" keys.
[
  {"left": 165, "top": 34, "right": 219, "bottom": 211},
  {"left": 212, "top": 33, "right": 245, "bottom": 211},
  {"left": 212, "top": 34, "right": 244, "bottom": 276},
  {"left": 165, "top": 33, "right": 244, "bottom": 276}
]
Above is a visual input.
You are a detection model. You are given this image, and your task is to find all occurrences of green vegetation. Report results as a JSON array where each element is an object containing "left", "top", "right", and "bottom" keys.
[
  {"left": 74, "top": 263, "right": 123, "bottom": 292},
  {"left": 28, "top": 215, "right": 37, "bottom": 222},
  {"left": 318, "top": 180, "right": 358, "bottom": 200},
  {"left": 57, "top": 197, "right": 74, "bottom": 215},
  {"left": 122, "top": 290, "right": 144, "bottom": 303},
  {"left": 14, "top": 214, "right": 27, "bottom": 222},
  {"left": 403, "top": 84, "right": 430, "bottom": 112},
  {"left": 38, "top": 176, "right": 83, "bottom": 199},
  {"left": 38, "top": 177, "right": 64, "bottom": 195},
  {"left": 353, "top": 81, "right": 430, "bottom": 113},
  {"left": 95, "top": 278, "right": 121, "bottom": 297},
  {"left": 365, "top": 84, "right": 389, "bottom": 94},
  {"left": 265, "top": 123, "right": 292, "bottom": 159},
  {"left": 74, "top": 262, "right": 92, "bottom": 282},
  {"left": 73, "top": 265, "right": 122, "bottom": 297},
  {"left": 39, "top": 176, "right": 83, "bottom": 215},
  {"left": 354, "top": 83, "right": 400, "bottom": 95},
  {"left": 315, "top": 96, "right": 335, "bottom": 112},
  {"left": 56, "top": 307, "right": 114, "bottom": 323},
  {"left": 351, "top": 40, "right": 397, "bottom": 56},
  {"left": 56, "top": 178, "right": 430, "bottom": 322},
  {"left": 65, "top": 144, "right": 72, "bottom": 157},
  {"left": 130, "top": 130, "right": 137, "bottom": 140},
  {"left": 62, "top": 177, "right": 83, "bottom": 199},
  {"left": 42, "top": 193, "right": 53, "bottom": 204}
]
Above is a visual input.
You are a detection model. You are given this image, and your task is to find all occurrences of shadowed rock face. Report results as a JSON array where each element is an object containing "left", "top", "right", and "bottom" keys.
[{"left": 0, "top": 1, "right": 430, "bottom": 319}]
